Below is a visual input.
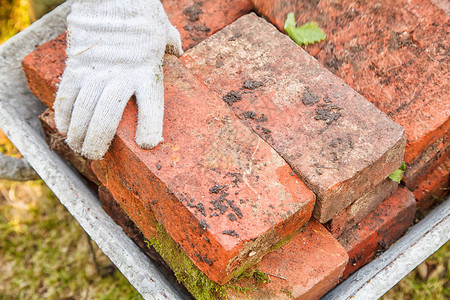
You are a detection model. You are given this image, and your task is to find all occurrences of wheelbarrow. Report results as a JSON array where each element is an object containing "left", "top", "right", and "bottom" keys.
[{"left": 0, "top": 2, "right": 448, "bottom": 299}]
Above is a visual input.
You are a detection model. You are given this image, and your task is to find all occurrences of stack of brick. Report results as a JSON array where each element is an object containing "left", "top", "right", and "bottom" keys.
[
  {"left": 21, "top": 0, "right": 432, "bottom": 298},
  {"left": 251, "top": 0, "right": 450, "bottom": 210},
  {"left": 250, "top": 0, "right": 448, "bottom": 278}
]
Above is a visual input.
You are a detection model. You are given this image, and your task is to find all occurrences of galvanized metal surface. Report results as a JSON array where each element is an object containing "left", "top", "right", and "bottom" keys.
[
  {"left": 0, "top": 3, "right": 185, "bottom": 299},
  {"left": 0, "top": 3, "right": 448, "bottom": 300}
]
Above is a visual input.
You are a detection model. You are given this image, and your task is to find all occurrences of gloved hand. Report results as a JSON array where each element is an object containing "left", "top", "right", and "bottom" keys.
[{"left": 54, "top": 0, "right": 183, "bottom": 160}]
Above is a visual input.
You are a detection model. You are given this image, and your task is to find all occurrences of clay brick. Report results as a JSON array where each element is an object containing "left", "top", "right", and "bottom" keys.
[
  {"left": 163, "top": 0, "right": 254, "bottom": 51},
  {"left": 403, "top": 135, "right": 449, "bottom": 190},
  {"left": 412, "top": 157, "right": 450, "bottom": 211},
  {"left": 251, "top": 0, "right": 450, "bottom": 184},
  {"left": 325, "top": 178, "right": 398, "bottom": 238},
  {"left": 338, "top": 186, "right": 416, "bottom": 278},
  {"left": 38, "top": 108, "right": 99, "bottom": 185},
  {"left": 22, "top": 37, "right": 315, "bottom": 284},
  {"left": 182, "top": 13, "right": 405, "bottom": 223},
  {"left": 227, "top": 219, "right": 348, "bottom": 300},
  {"left": 23, "top": 33, "right": 67, "bottom": 109}
]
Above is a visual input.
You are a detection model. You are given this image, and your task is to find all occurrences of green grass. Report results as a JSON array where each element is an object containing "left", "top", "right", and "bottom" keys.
[{"left": 382, "top": 242, "right": 449, "bottom": 300}]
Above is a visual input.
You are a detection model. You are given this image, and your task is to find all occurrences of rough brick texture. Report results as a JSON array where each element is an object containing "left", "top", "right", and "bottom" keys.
[
  {"left": 22, "top": 37, "right": 315, "bottom": 284},
  {"left": 163, "top": 0, "right": 253, "bottom": 50},
  {"left": 325, "top": 178, "right": 398, "bottom": 238},
  {"left": 39, "top": 108, "right": 99, "bottom": 184},
  {"left": 227, "top": 219, "right": 348, "bottom": 300},
  {"left": 251, "top": 0, "right": 450, "bottom": 190},
  {"left": 412, "top": 157, "right": 450, "bottom": 211},
  {"left": 404, "top": 134, "right": 449, "bottom": 190},
  {"left": 338, "top": 186, "right": 416, "bottom": 278},
  {"left": 182, "top": 13, "right": 406, "bottom": 223},
  {"left": 23, "top": 33, "right": 67, "bottom": 109}
]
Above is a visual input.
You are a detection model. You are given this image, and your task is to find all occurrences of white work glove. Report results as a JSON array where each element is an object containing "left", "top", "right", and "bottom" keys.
[{"left": 54, "top": 0, "right": 183, "bottom": 160}]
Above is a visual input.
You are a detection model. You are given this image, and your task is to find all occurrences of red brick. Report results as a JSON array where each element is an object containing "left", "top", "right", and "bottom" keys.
[
  {"left": 164, "top": 0, "right": 254, "bottom": 51},
  {"left": 251, "top": 0, "right": 450, "bottom": 183},
  {"left": 412, "top": 157, "right": 450, "bottom": 211},
  {"left": 38, "top": 108, "right": 99, "bottom": 185},
  {"left": 182, "top": 13, "right": 405, "bottom": 223},
  {"left": 325, "top": 178, "right": 398, "bottom": 238},
  {"left": 338, "top": 186, "right": 416, "bottom": 278},
  {"left": 227, "top": 219, "right": 348, "bottom": 300},
  {"left": 403, "top": 135, "right": 449, "bottom": 190},
  {"left": 23, "top": 33, "right": 67, "bottom": 109},
  {"left": 22, "top": 37, "right": 315, "bottom": 284}
]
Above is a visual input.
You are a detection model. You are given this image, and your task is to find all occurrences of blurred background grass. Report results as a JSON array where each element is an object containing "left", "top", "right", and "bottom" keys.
[{"left": 0, "top": 0, "right": 448, "bottom": 299}]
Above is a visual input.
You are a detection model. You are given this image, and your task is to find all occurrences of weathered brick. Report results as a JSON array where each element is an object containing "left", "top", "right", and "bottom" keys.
[
  {"left": 164, "top": 0, "right": 253, "bottom": 50},
  {"left": 227, "top": 219, "right": 348, "bottom": 300},
  {"left": 251, "top": 0, "right": 450, "bottom": 189},
  {"left": 403, "top": 135, "right": 449, "bottom": 190},
  {"left": 338, "top": 186, "right": 416, "bottom": 278},
  {"left": 38, "top": 108, "right": 99, "bottom": 185},
  {"left": 23, "top": 33, "right": 67, "bottom": 109},
  {"left": 325, "top": 178, "right": 398, "bottom": 238},
  {"left": 412, "top": 157, "right": 450, "bottom": 211},
  {"left": 182, "top": 13, "right": 405, "bottom": 223},
  {"left": 99, "top": 182, "right": 347, "bottom": 299},
  {"left": 22, "top": 37, "right": 315, "bottom": 284}
]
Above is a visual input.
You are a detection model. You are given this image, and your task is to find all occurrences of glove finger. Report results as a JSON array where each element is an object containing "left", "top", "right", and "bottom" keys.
[
  {"left": 54, "top": 70, "right": 81, "bottom": 134},
  {"left": 165, "top": 24, "right": 183, "bottom": 57},
  {"left": 66, "top": 76, "right": 106, "bottom": 153},
  {"left": 135, "top": 71, "right": 165, "bottom": 149},
  {"left": 81, "top": 81, "right": 135, "bottom": 160}
]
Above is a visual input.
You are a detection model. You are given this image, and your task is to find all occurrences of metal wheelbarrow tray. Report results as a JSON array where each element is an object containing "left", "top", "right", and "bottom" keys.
[{"left": 0, "top": 3, "right": 448, "bottom": 299}]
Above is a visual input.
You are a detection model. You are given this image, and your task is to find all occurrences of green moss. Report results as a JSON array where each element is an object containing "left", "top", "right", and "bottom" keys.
[
  {"left": 252, "top": 269, "right": 270, "bottom": 284},
  {"left": 145, "top": 223, "right": 227, "bottom": 300},
  {"left": 144, "top": 222, "right": 276, "bottom": 299},
  {"left": 282, "top": 288, "right": 293, "bottom": 298},
  {"left": 234, "top": 268, "right": 269, "bottom": 284}
]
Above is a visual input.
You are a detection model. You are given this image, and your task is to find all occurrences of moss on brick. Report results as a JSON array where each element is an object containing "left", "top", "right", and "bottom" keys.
[
  {"left": 145, "top": 223, "right": 227, "bottom": 300},
  {"left": 144, "top": 222, "right": 277, "bottom": 299}
]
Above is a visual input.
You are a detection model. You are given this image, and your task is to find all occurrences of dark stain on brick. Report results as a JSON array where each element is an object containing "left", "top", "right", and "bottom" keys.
[
  {"left": 243, "top": 79, "right": 264, "bottom": 90},
  {"left": 223, "top": 90, "right": 242, "bottom": 106},
  {"left": 197, "top": 253, "right": 214, "bottom": 265},
  {"left": 227, "top": 199, "right": 243, "bottom": 218},
  {"left": 242, "top": 111, "right": 257, "bottom": 120},
  {"left": 183, "top": 2, "right": 204, "bottom": 22},
  {"left": 228, "top": 213, "right": 237, "bottom": 221},
  {"left": 262, "top": 127, "right": 272, "bottom": 134},
  {"left": 255, "top": 114, "right": 268, "bottom": 122},
  {"left": 228, "top": 32, "right": 242, "bottom": 41},
  {"left": 198, "top": 219, "right": 210, "bottom": 231},
  {"left": 222, "top": 230, "right": 239, "bottom": 237},
  {"left": 302, "top": 87, "right": 320, "bottom": 106},
  {"left": 209, "top": 183, "right": 227, "bottom": 194}
]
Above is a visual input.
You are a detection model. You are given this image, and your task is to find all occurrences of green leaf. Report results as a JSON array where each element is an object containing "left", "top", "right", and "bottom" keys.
[
  {"left": 284, "top": 12, "right": 326, "bottom": 46},
  {"left": 389, "top": 162, "right": 406, "bottom": 183}
]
